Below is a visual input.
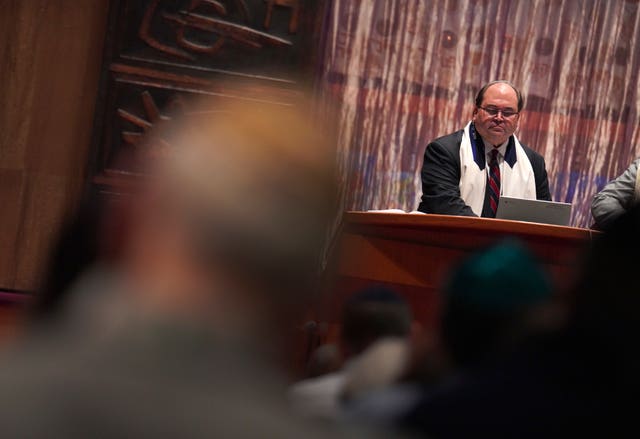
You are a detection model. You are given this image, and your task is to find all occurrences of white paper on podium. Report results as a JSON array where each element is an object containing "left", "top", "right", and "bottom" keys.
[{"left": 366, "top": 209, "right": 426, "bottom": 215}]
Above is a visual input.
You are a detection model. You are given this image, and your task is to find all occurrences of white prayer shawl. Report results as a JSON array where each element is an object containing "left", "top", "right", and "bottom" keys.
[{"left": 459, "top": 122, "right": 537, "bottom": 216}]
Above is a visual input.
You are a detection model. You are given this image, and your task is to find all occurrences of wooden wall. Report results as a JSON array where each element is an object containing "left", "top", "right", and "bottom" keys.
[{"left": 0, "top": 0, "right": 110, "bottom": 293}]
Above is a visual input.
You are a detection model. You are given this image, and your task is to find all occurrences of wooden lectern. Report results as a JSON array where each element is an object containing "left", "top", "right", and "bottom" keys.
[{"left": 319, "top": 212, "right": 597, "bottom": 331}]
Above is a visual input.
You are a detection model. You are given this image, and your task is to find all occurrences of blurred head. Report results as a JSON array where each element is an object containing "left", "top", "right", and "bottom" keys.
[
  {"left": 570, "top": 204, "right": 640, "bottom": 395},
  {"left": 573, "top": 203, "right": 640, "bottom": 339},
  {"left": 441, "top": 239, "right": 552, "bottom": 368},
  {"left": 472, "top": 80, "right": 522, "bottom": 147},
  {"left": 116, "top": 87, "right": 338, "bottom": 332},
  {"left": 340, "top": 285, "right": 412, "bottom": 357}
]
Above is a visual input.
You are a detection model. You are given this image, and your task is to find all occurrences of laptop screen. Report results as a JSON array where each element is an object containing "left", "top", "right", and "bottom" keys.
[{"left": 495, "top": 196, "right": 572, "bottom": 226}]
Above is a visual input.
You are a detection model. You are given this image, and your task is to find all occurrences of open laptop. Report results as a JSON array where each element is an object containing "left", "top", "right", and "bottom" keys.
[{"left": 495, "top": 196, "right": 572, "bottom": 226}]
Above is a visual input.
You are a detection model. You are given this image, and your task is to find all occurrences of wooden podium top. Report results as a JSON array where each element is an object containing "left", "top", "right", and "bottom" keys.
[
  {"left": 338, "top": 212, "right": 597, "bottom": 264},
  {"left": 342, "top": 211, "right": 596, "bottom": 244},
  {"left": 325, "top": 212, "right": 597, "bottom": 322}
]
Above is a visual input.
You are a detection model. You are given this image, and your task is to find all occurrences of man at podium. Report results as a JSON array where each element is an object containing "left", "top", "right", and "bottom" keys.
[{"left": 417, "top": 80, "right": 551, "bottom": 217}]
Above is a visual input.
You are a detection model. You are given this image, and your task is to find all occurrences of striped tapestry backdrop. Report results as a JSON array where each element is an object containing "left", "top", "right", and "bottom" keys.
[{"left": 320, "top": 0, "right": 640, "bottom": 227}]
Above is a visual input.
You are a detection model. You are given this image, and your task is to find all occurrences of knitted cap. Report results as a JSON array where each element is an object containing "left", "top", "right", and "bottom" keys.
[{"left": 444, "top": 239, "right": 552, "bottom": 311}]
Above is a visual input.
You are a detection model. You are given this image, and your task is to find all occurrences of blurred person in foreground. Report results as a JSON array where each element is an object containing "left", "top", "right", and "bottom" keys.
[
  {"left": 591, "top": 157, "right": 640, "bottom": 230},
  {"left": 344, "top": 240, "right": 555, "bottom": 431},
  {"left": 400, "top": 215, "right": 640, "bottom": 438},
  {"left": 436, "top": 239, "right": 554, "bottom": 372},
  {"left": 289, "top": 286, "right": 414, "bottom": 420},
  {"left": 0, "top": 88, "right": 354, "bottom": 437}
]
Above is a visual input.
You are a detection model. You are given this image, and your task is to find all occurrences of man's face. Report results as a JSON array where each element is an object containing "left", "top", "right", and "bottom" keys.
[{"left": 472, "top": 83, "right": 520, "bottom": 147}]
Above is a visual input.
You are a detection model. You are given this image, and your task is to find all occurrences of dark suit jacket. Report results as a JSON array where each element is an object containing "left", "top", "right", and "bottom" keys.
[{"left": 417, "top": 129, "right": 551, "bottom": 216}]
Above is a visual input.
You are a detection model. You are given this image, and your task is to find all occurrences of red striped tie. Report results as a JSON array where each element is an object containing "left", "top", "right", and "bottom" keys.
[{"left": 487, "top": 149, "right": 501, "bottom": 217}]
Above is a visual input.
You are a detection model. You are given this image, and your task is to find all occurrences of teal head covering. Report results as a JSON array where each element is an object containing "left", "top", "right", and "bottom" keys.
[{"left": 444, "top": 239, "right": 552, "bottom": 311}]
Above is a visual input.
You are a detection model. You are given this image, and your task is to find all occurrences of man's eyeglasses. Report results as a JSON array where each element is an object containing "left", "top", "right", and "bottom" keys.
[{"left": 478, "top": 106, "right": 519, "bottom": 118}]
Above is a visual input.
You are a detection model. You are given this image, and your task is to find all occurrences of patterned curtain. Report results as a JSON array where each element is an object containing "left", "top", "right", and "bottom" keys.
[{"left": 319, "top": 0, "right": 640, "bottom": 227}]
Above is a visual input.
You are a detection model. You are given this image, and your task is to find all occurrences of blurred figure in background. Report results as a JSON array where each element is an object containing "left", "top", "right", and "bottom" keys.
[
  {"left": 0, "top": 88, "right": 348, "bottom": 437},
  {"left": 289, "top": 285, "right": 414, "bottom": 420}
]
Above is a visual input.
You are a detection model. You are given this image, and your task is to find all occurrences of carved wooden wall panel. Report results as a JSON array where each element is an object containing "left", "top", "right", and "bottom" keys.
[{"left": 90, "top": 0, "right": 325, "bottom": 195}]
